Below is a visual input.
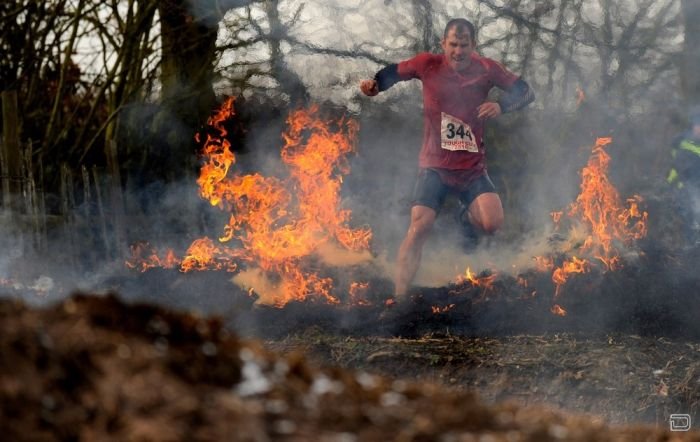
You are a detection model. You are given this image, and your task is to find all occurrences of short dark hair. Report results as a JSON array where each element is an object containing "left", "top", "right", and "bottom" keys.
[{"left": 443, "top": 18, "right": 476, "bottom": 41}]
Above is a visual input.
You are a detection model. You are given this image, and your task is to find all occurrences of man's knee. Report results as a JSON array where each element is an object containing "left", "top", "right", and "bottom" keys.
[
  {"left": 478, "top": 215, "right": 503, "bottom": 235},
  {"left": 468, "top": 193, "right": 503, "bottom": 234}
]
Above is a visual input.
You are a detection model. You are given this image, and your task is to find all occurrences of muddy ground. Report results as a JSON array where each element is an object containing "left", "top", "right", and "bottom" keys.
[
  {"left": 0, "top": 292, "right": 698, "bottom": 441},
  {"left": 267, "top": 331, "right": 700, "bottom": 427}
]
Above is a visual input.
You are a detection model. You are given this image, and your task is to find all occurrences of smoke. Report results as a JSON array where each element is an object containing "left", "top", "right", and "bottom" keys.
[
  {"left": 315, "top": 243, "right": 373, "bottom": 267},
  {"left": 0, "top": 0, "right": 692, "bottom": 323},
  {"left": 232, "top": 268, "right": 278, "bottom": 305}
]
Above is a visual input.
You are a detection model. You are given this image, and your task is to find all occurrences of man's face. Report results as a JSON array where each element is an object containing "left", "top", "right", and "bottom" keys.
[{"left": 441, "top": 27, "right": 476, "bottom": 72}]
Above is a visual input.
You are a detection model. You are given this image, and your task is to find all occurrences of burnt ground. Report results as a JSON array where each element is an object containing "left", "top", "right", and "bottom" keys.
[
  {"left": 0, "top": 293, "right": 698, "bottom": 441},
  {"left": 267, "top": 332, "right": 700, "bottom": 427},
  {"left": 2, "top": 212, "right": 700, "bottom": 438}
]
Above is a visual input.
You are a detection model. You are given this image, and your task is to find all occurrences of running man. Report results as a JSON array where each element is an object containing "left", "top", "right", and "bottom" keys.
[{"left": 360, "top": 18, "right": 535, "bottom": 298}]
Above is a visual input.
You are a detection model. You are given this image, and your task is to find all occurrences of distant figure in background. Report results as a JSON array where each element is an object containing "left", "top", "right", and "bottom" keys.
[
  {"left": 359, "top": 18, "right": 535, "bottom": 299},
  {"left": 667, "top": 108, "right": 700, "bottom": 242}
]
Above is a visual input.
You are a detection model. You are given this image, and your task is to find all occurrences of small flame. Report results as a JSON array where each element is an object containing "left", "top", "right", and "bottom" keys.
[
  {"left": 181, "top": 238, "right": 238, "bottom": 273},
  {"left": 552, "top": 256, "right": 590, "bottom": 298},
  {"left": 432, "top": 304, "right": 456, "bottom": 314},
  {"left": 126, "top": 242, "right": 179, "bottom": 272},
  {"left": 458, "top": 267, "right": 497, "bottom": 289},
  {"left": 349, "top": 281, "right": 371, "bottom": 305},
  {"left": 551, "top": 304, "right": 567, "bottom": 316},
  {"left": 533, "top": 256, "right": 554, "bottom": 272}
]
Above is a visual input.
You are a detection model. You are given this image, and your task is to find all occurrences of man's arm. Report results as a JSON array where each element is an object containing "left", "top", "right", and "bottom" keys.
[
  {"left": 374, "top": 64, "right": 401, "bottom": 92},
  {"left": 360, "top": 63, "right": 401, "bottom": 97},
  {"left": 498, "top": 78, "right": 535, "bottom": 113}
]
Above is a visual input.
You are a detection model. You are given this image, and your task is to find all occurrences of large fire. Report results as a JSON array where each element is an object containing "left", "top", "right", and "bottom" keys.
[
  {"left": 127, "top": 97, "right": 647, "bottom": 316},
  {"left": 127, "top": 98, "right": 372, "bottom": 306}
]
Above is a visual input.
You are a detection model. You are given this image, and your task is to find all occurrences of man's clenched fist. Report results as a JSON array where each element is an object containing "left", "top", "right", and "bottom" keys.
[{"left": 360, "top": 79, "right": 379, "bottom": 96}]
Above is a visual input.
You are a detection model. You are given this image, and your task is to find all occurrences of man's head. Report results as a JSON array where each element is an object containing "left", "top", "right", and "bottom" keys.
[{"left": 441, "top": 18, "right": 477, "bottom": 72}]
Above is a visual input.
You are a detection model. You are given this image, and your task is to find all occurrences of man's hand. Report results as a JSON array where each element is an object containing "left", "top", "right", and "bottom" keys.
[
  {"left": 360, "top": 79, "right": 379, "bottom": 97},
  {"left": 477, "top": 102, "right": 502, "bottom": 119}
]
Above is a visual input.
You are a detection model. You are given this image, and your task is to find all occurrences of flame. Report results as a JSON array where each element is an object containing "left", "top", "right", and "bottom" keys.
[
  {"left": 551, "top": 304, "right": 567, "bottom": 316},
  {"left": 127, "top": 97, "right": 372, "bottom": 306},
  {"left": 551, "top": 256, "right": 589, "bottom": 298},
  {"left": 540, "top": 137, "right": 647, "bottom": 312},
  {"left": 566, "top": 137, "right": 647, "bottom": 270},
  {"left": 458, "top": 267, "right": 497, "bottom": 289},
  {"left": 181, "top": 238, "right": 239, "bottom": 272},
  {"left": 533, "top": 256, "right": 554, "bottom": 272},
  {"left": 349, "top": 281, "right": 371, "bottom": 306},
  {"left": 125, "top": 242, "right": 179, "bottom": 272},
  {"left": 432, "top": 304, "right": 456, "bottom": 314}
]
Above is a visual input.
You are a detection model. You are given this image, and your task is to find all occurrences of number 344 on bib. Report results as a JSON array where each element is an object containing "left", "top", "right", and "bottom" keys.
[{"left": 440, "top": 112, "right": 479, "bottom": 152}]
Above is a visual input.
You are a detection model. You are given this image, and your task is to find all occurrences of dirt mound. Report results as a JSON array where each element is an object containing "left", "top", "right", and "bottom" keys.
[{"left": 0, "top": 293, "right": 696, "bottom": 441}]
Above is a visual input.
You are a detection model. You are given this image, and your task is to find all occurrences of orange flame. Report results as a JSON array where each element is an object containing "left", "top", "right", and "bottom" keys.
[
  {"left": 458, "top": 267, "right": 497, "bottom": 289},
  {"left": 533, "top": 256, "right": 555, "bottom": 272},
  {"left": 567, "top": 137, "right": 647, "bottom": 270},
  {"left": 552, "top": 256, "right": 590, "bottom": 298},
  {"left": 537, "top": 137, "right": 647, "bottom": 314},
  {"left": 349, "top": 281, "right": 371, "bottom": 306},
  {"left": 551, "top": 304, "right": 567, "bottom": 316},
  {"left": 432, "top": 304, "right": 456, "bottom": 314},
  {"left": 127, "top": 98, "right": 372, "bottom": 306},
  {"left": 125, "top": 242, "right": 179, "bottom": 272}
]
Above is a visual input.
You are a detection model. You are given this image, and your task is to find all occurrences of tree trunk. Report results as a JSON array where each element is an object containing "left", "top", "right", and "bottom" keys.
[
  {"left": 154, "top": 0, "right": 256, "bottom": 180},
  {"left": 681, "top": 0, "right": 700, "bottom": 106},
  {"left": 264, "top": 0, "right": 308, "bottom": 105},
  {"left": 156, "top": 0, "right": 220, "bottom": 178}
]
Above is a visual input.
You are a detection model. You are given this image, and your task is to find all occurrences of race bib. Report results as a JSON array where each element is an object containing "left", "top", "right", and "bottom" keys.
[{"left": 440, "top": 112, "right": 478, "bottom": 152}]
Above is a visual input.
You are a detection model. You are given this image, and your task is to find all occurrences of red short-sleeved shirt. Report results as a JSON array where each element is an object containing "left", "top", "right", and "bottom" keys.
[{"left": 398, "top": 52, "right": 519, "bottom": 182}]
